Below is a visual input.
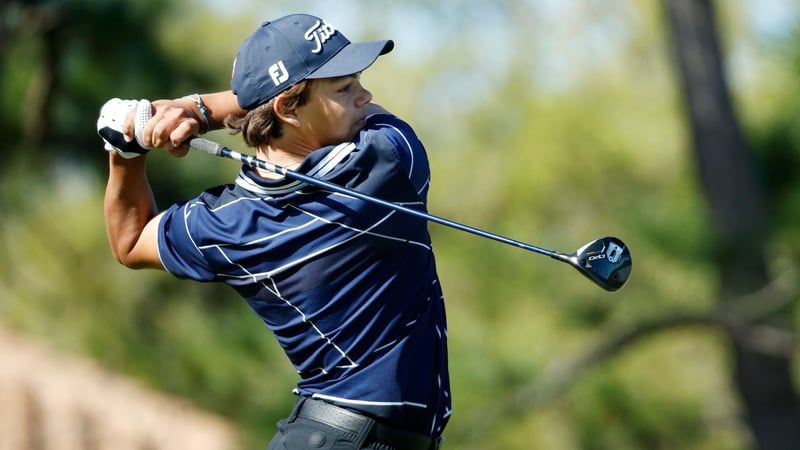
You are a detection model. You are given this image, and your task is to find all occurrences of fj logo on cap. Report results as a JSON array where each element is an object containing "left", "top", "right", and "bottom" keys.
[
  {"left": 304, "top": 19, "right": 337, "bottom": 54},
  {"left": 269, "top": 60, "right": 289, "bottom": 86}
]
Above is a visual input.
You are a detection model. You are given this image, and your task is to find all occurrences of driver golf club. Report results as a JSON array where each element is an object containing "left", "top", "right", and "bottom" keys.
[
  {"left": 186, "top": 136, "right": 632, "bottom": 291},
  {"left": 97, "top": 97, "right": 632, "bottom": 291}
]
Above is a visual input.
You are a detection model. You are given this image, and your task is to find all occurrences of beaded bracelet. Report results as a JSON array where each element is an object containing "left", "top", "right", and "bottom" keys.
[{"left": 183, "top": 93, "right": 210, "bottom": 133}]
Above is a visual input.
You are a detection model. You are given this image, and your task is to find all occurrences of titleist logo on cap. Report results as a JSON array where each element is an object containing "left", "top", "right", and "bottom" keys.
[{"left": 305, "top": 19, "right": 337, "bottom": 54}]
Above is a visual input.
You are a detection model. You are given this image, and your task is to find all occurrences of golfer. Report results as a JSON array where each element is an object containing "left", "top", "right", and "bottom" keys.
[{"left": 100, "top": 13, "right": 450, "bottom": 450}]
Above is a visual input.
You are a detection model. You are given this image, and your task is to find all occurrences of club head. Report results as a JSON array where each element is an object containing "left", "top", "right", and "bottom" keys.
[{"left": 560, "top": 237, "right": 632, "bottom": 291}]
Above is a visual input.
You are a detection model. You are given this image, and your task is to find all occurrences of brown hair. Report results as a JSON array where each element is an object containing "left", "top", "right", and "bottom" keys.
[{"left": 225, "top": 80, "right": 315, "bottom": 147}]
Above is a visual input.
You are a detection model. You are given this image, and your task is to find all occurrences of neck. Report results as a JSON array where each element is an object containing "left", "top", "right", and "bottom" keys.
[{"left": 255, "top": 144, "right": 309, "bottom": 179}]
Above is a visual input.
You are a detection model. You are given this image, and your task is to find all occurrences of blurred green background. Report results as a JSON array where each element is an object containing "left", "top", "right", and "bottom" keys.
[{"left": 2, "top": 0, "right": 800, "bottom": 448}]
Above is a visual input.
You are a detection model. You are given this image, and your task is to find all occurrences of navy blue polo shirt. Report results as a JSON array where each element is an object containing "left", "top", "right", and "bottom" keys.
[{"left": 156, "top": 113, "right": 451, "bottom": 437}]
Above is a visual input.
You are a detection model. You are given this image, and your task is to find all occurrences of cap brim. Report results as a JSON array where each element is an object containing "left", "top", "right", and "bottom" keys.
[{"left": 307, "top": 40, "right": 394, "bottom": 79}]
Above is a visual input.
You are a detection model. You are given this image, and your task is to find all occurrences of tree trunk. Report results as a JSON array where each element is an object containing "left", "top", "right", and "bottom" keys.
[{"left": 664, "top": 1, "right": 800, "bottom": 448}]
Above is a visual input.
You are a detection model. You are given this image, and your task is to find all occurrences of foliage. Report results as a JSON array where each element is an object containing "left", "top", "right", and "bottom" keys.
[{"left": 1, "top": 1, "right": 799, "bottom": 449}]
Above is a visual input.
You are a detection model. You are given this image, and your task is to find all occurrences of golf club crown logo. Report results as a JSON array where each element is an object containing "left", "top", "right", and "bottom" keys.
[
  {"left": 605, "top": 242, "right": 624, "bottom": 263},
  {"left": 304, "top": 19, "right": 337, "bottom": 54}
]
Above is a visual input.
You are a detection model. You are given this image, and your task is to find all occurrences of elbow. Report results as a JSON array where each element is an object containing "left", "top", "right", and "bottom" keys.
[
  {"left": 115, "top": 255, "right": 138, "bottom": 269},
  {"left": 111, "top": 248, "right": 139, "bottom": 269},
  {"left": 114, "top": 253, "right": 156, "bottom": 270},
  {"left": 110, "top": 245, "right": 161, "bottom": 270},
  {"left": 105, "top": 214, "right": 163, "bottom": 270}
]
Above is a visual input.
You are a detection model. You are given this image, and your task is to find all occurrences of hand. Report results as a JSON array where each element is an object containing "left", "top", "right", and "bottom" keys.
[
  {"left": 121, "top": 97, "right": 203, "bottom": 157},
  {"left": 97, "top": 98, "right": 149, "bottom": 159}
]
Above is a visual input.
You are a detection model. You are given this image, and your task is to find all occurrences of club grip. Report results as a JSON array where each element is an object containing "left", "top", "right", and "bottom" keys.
[{"left": 187, "top": 137, "right": 224, "bottom": 156}]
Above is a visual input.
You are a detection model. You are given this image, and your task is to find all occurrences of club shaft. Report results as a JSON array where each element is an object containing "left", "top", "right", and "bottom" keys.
[{"left": 188, "top": 137, "right": 559, "bottom": 259}]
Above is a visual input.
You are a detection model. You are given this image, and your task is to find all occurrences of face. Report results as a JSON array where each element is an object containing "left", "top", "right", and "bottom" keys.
[{"left": 293, "top": 73, "right": 373, "bottom": 148}]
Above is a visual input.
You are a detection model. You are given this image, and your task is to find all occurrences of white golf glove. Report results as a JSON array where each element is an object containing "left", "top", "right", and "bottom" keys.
[{"left": 97, "top": 98, "right": 152, "bottom": 159}]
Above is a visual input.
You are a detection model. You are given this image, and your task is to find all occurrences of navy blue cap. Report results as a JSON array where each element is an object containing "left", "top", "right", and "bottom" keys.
[{"left": 231, "top": 14, "right": 394, "bottom": 110}]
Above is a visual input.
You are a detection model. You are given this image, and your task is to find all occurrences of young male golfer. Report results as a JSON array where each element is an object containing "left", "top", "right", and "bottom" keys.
[{"left": 99, "top": 13, "right": 450, "bottom": 450}]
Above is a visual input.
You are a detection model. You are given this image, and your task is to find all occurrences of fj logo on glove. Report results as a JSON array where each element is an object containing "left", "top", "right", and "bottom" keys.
[
  {"left": 269, "top": 60, "right": 289, "bottom": 86},
  {"left": 305, "top": 19, "right": 337, "bottom": 54}
]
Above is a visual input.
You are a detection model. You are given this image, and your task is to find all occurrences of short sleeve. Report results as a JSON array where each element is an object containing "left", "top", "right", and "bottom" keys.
[{"left": 157, "top": 200, "right": 218, "bottom": 281}]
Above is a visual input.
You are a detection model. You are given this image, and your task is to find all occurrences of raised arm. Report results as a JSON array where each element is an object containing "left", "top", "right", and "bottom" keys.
[
  {"left": 103, "top": 152, "right": 163, "bottom": 269},
  {"left": 122, "top": 90, "right": 245, "bottom": 152}
]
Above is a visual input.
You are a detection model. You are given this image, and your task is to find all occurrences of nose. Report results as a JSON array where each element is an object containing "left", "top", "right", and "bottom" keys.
[{"left": 356, "top": 83, "right": 373, "bottom": 106}]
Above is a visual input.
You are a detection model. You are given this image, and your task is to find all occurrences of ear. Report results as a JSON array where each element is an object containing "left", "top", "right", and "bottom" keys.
[{"left": 273, "top": 94, "right": 302, "bottom": 128}]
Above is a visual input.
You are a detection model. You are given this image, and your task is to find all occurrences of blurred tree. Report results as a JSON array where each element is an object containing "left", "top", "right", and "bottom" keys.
[
  {"left": 665, "top": 0, "right": 800, "bottom": 449},
  {"left": 0, "top": 0, "right": 220, "bottom": 204}
]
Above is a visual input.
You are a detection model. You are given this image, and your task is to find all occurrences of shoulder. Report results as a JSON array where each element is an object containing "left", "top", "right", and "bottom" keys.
[
  {"left": 358, "top": 113, "right": 427, "bottom": 165},
  {"left": 158, "top": 184, "right": 258, "bottom": 247},
  {"left": 362, "top": 113, "right": 419, "bottom": 143},
  {"left": 350, "top": 113, "right": 432, "bottom": 200},
  {"left": 156, "top": 183, "right": 276, "bottom": 280}
]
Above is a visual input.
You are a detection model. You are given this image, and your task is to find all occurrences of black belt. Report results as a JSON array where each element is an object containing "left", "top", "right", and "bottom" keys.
[{"left": 295, "top": 397, "right": 442, "bottom": 450}]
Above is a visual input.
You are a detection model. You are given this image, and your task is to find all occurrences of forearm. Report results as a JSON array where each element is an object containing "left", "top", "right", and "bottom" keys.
[{"left": 103, "top": 153, "right": 158, "bottom": 267}]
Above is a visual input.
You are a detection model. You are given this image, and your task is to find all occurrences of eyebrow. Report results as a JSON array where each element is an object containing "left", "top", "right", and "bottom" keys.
[{"left": 331, "top": 72, "right": 361, "bottom": 82}]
